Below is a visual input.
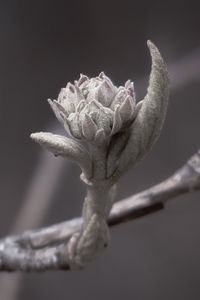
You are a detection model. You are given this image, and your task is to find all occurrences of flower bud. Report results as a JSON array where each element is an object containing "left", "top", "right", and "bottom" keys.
[{"left": 49, "top": 72, "right": 137, "bottom": 144}]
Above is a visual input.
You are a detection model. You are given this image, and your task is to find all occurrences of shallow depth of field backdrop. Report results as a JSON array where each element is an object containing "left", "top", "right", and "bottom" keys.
[{"left": 0, "top": 1, "right": 200, "bottom": 299}]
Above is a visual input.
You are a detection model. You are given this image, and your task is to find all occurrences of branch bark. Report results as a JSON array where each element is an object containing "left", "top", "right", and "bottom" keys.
[{"left": 0, "top": 149, "right": 199, "bottom": 272}]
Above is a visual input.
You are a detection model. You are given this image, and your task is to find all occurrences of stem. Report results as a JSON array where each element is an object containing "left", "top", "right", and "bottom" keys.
[
  {"left": 82, "top": 184, "right": 117, "bottom": 228},
  {"left": 90, "top": 145, "right": 107, "bottom": 180},
  {"left": 64, "top": 183, "right": 117, "bottom": 269}
]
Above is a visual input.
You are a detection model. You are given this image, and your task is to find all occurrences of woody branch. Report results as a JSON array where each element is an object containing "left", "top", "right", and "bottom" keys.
[{"left": 0, "top": 149, "right": 199, "bottom": 272}]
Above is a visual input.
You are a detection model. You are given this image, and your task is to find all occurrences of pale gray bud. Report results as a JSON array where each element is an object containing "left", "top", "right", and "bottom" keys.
[{"left": 48, "top": 72, "right": 137, "bottom": 145}]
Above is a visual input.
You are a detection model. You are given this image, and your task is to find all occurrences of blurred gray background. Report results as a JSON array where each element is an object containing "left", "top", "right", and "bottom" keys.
[{"left": 0, "top": 0, "right": 200, "bottom": 299}]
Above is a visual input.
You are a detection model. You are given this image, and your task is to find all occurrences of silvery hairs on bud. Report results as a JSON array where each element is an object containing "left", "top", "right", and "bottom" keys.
[{"left": 30, "top": 40, "right": 169, "bottom": 269}]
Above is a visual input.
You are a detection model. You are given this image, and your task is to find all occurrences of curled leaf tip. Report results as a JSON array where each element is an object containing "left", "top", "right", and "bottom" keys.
[
  {"left": 109, "top": 41, "right": 169, "bottom": 180},
  {"left": 30, "top": 132, "right": 43, "bottom": 141}
]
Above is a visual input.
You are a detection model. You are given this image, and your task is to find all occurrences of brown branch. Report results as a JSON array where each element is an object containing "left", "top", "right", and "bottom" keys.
[{"left": 0, "top": 149, "right": 199, "bottom": 272}]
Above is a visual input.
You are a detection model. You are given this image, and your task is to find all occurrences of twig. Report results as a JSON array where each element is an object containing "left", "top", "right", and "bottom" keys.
[{"left": 0, "top": 149, "right": 199, "bottom": 272}]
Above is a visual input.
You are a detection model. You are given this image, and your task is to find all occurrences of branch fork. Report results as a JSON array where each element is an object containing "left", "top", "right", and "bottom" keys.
[{"left": 0, "top": 148, "right": 200, "bottom": 271}]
